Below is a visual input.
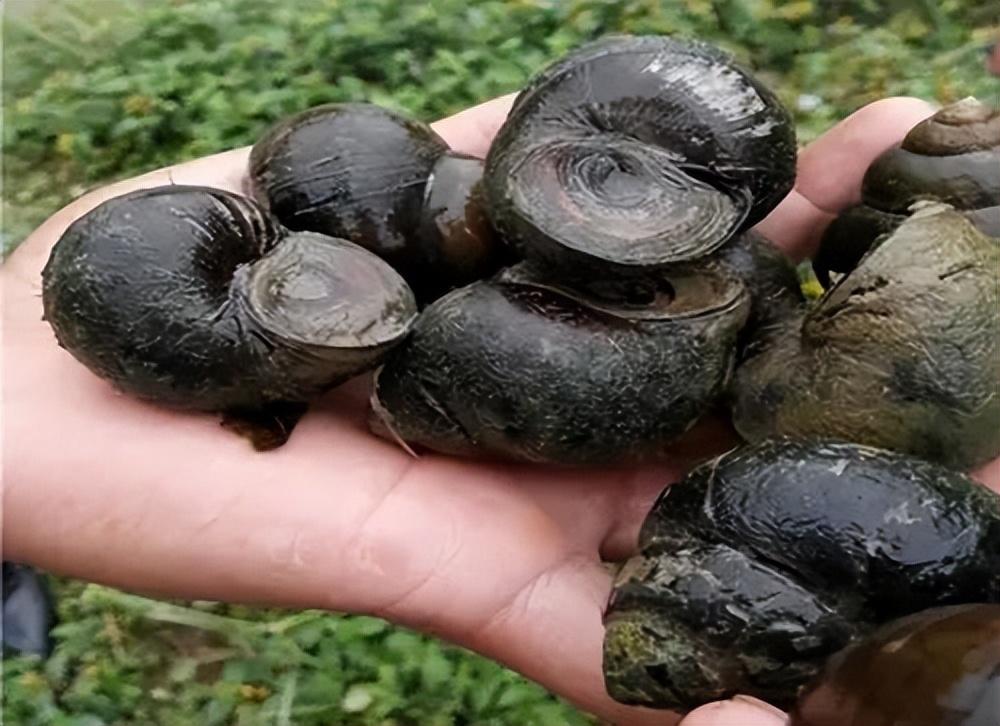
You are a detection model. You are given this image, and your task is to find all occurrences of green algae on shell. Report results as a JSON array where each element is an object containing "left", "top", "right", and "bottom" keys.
[
  {"left": 733, "top": 202, "right": 1000, "bottom": 469},
  {"left": 791, "top": 604, "right": 1000, "bottom": 726},
  {"left": 483, "top": 35, "right": 797, "bottom": 276},
  {"left": 604, "top": 439, "right": 1000, "bottom": 712},
  {"left": 42, "top": 186, "right": 417, "bottom": 433},
  {"left": 370, "top": 261, "right": 749, "bottom": 465}
]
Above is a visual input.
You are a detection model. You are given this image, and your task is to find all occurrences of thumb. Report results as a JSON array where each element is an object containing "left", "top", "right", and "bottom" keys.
[{"left": 679, "top": 696, "right": 787, "bottom": 726}]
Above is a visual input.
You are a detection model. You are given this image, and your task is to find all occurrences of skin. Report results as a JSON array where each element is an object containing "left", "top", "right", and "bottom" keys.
[
  {"left": 5, "top": 93, "right": 997, "bottom": 726},
  {"left": 988, "top": 42, "right": 1000, "bottom": 77}
]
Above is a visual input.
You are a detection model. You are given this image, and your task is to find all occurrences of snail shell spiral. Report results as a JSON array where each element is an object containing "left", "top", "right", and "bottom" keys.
[
  {"left": 484, "top": 35, "right": 797, "bottom": 275},
  {"left": 42, "top": 186, "right": 417, "bottom": 414}
]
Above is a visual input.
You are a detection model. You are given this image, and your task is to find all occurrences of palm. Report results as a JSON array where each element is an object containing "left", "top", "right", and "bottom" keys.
[{"left": 5, "top": 95, "right": 995, "bottom": 726}]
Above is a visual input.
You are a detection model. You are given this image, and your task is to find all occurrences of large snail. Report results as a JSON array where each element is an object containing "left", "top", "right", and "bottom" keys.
[
  {"left": 371, "top": 262, "right": 748, "bottom": 465},
  {"left": 603, "top": 439, "right": 1000, "bottom": 712},
  {"left": 790, "top": 604, "right": 1000, "bottom": 726},
  {"left": 733, "top": 202, "right": 1000, "bottom": 470},
  {"left": 42, "top": 186, "right": 416, "bottom": 445},
  {"left": 815, "top": 97, "right": 1000, "bottom": 285},
  {"left": 248, "top": 103, "right": 508, "bottom": 302},
  {"left": 368, "top": 35, "right": 799, "bottom": 464},
  {"left": 483, "top": 35, "right": 797, "bottom": 276}
]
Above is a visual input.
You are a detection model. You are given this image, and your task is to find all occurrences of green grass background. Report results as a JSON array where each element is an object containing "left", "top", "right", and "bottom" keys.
[{"left": 3, "top": 1, "right": 997, "bottom": 724}]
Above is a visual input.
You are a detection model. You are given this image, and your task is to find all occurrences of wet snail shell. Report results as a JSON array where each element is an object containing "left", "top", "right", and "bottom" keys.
[
  {"left": 815, "top": 97, "right": 1000, "bottom": 285},
  {"left": 370, "top": 262, "right": 749, "bottom": 465},
  {"left": 711, "top": 230, "right": 803, "bottom": 360},
  {"left": 966, "top": 204, "right": 1000, "bottom": 235},
  {"left": 248, "top": 103, "right": 446, "bottom": 275},
  {"left": 483, "top": 35, "right": 797, "bottom": 276},
  {"left": 42, "top": 186, "right": 417, "bottom": 423},
  {"left": 416, "top": 152, "right": 514, "bottom": 300},
  {"left": 733, "top": 202, "right": 1000, "bottom": 470},
  {"left": 863, "top": 98, "right": 1000, "bottom": 211},
  {"left": 790, "top": 604, "right": 1000, "bottom": 726},
  {"left": 603, "top": 439, "right": 1000, "bottom": 712},
  {"left": 249, "top": 103, "right": 506, "bottom": 302}
]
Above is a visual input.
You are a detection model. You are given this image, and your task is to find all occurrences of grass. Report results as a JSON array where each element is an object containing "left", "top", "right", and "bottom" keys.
[
  {"left": 6, "top": 580, "right": 594, "bottom": 726},
  {"left": 3, "top": 0, "right": 997, "bottom": 723}
]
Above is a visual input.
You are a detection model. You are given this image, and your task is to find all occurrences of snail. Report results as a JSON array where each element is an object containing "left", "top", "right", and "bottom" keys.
[
  {"left": 249, "top": 103, "right": 508, "bottom": 302},
  {"left": 790, "top": 604, "right": 1000, "bottom": 726},
  {"left": 42, "top": 186, "right": 417, "bottom": 448},
  {"left": 370, "top": 262, "right": 748, "bottom": 465},
  {"left": 815, "top": 97, "right": 1000, "bottom": 286},
  {"left": 732, "top": 202, "right": 1000, "bottom": 470},
  {"left": 603, "top": 439, "right": 1000, "bottom": 712},
  {"left": 483, "top": 35, "right": 797, "bottom": 277}
]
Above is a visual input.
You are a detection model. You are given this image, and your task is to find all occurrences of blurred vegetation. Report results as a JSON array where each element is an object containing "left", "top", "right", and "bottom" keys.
[
  {"left": 3, "top": 1, "right": 998, "bottom": 724},
  {"left": 6, "top": 581, "right": 590, "bottom": 726}
]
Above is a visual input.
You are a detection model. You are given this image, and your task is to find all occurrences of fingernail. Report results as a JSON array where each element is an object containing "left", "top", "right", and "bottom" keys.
[{"left": 733, "top": 695, "right": 788, "bottom": 718}]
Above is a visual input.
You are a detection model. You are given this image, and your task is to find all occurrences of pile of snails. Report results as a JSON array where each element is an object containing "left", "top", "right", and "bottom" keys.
[{"left": 41, "top": 34, "right": 999, "bottom": 724}]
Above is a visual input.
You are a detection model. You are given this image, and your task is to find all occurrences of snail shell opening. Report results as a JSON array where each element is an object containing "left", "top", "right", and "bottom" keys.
[
  {"left": 484, "top": 35, "right": 797, "bottom": 274},
  {"left": 505, "top": 138, "right": 748, "bottom": 267},
  {"left": 242, "top": 232, "right": 417, "bottom": 351}
]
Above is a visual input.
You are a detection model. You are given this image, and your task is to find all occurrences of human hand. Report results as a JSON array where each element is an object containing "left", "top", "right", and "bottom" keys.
[{"left": 5, "top": 94, "right": 996, "bottom": 726}]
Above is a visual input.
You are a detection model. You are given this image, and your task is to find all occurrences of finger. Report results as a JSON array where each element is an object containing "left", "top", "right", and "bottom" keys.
[
  {"left": 972, "top": 457, "right": 1000, "bottom": 495},
  {"left": 755, "top": 97, "right": 937, "bottom": 260},
  {"left": 796, "top": 97, "right": 936, "bottom": 214},
  {"left": 680, "top": 697, "right": 787, "bottom": 726},
  {"left": 430, "top": 93, "right": 517, "bottom": 156}
]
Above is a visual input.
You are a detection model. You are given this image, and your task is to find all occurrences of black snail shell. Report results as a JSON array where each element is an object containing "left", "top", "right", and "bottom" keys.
[
  {"left": 249, "top": 103, "right": 506, "bottom": 302},
  {"left": 560, "top": 230, "right": 802, "bottom": 361},
  {"left": 790, "top": 604, "right": 1000, "bottom": 726},
  {"left": 711, "top": 231, "right": 803, "bottom": 359},
  {"left": 42, "top": 186, "right": 417, "bottom": 417},
  {"left": 815, "top": 97, "right": 1000, "bottom": 285},
  {"left": 603, "top": 439, "right": 1000, "bottom": 712},
  {"left": 416, "top": 152, "right": 512, "bottom": 300},
  {"left": 733, "top": 202, "right": 1000, "bottom": 470},
  {"left": 370, "top": 262, "right": 749, "bottom": 465},
  {"left": 483, "top": 35, "right": 797, "bottom": 275}
]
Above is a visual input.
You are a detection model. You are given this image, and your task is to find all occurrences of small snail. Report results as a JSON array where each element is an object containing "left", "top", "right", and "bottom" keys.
[
  {"left": 249, "top": 103, "right": 508, "bottom": 302},
  {"left": 815, "top": 97, "right": 1000, "bottom": 285},
  {"left": 370, "top": 262, "right": 748, "bottom": 465},
  {"left": 42, "top": 186, "right": 417, "bottom": 446},
  {"left": 733, "top": 202, "right": 1000, "bottom": 469},
  {"left": 791, "top": 604, "right": 1000, "bottom": 726},
  {"left": 603, "top": 439, "right": 1000, "bottom": 712},
  {"left": 483, "top": 35, "right": 797, "bottom": 276}
]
